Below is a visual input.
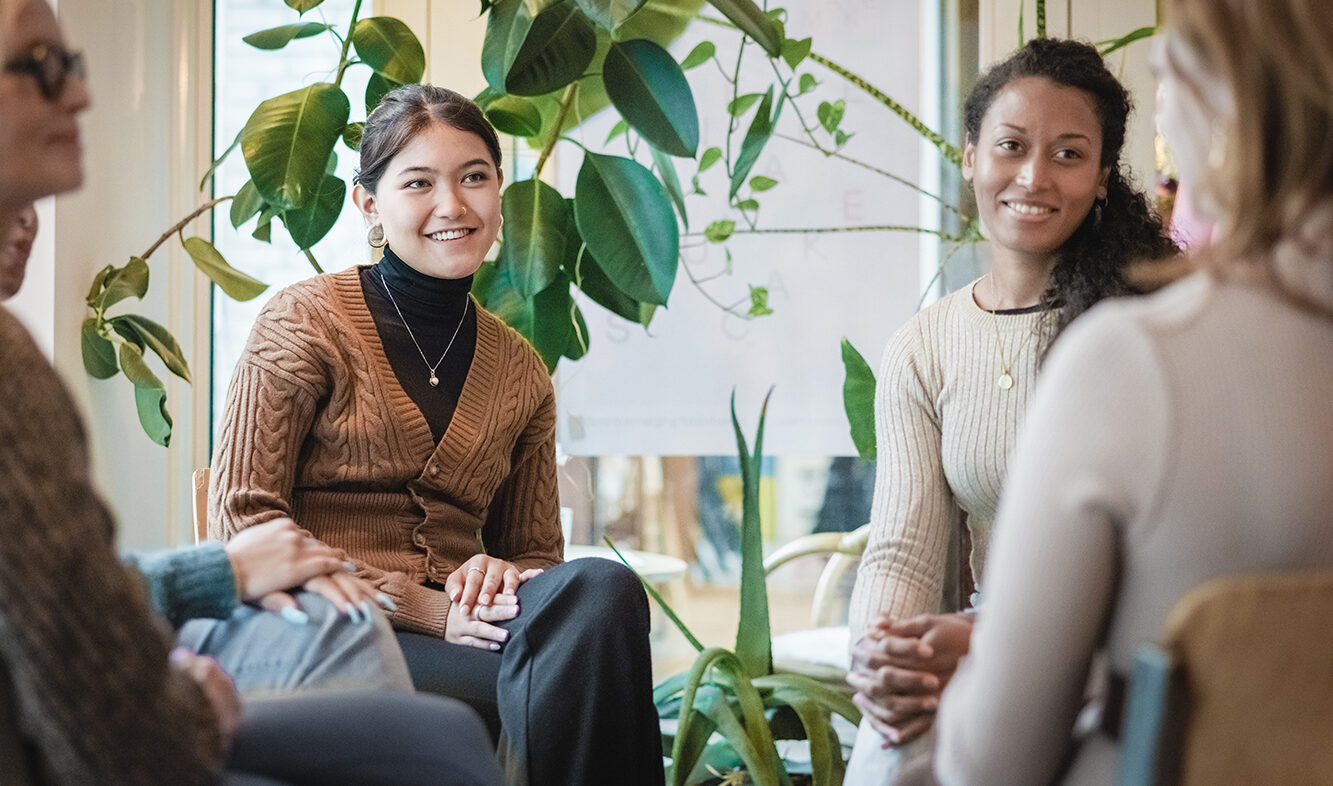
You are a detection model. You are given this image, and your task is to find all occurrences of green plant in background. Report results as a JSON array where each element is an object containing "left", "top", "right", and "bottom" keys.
[{"left": 613, "top": 390, "right": 860, "bottom": 785}]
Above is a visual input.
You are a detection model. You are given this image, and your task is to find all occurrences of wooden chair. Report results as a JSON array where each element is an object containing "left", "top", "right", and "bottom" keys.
[
  {"left": 764, "top": 524, "right": 869, "bottom": 684},
  {"left": 1117, "top": 569, "right": 1333, "bottom": 786},
  {"left": 191, "top": 467, "right": 210, "bottom": 544}
]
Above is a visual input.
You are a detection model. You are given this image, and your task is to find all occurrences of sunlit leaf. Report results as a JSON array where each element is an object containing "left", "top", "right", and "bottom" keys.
[
  {"left": 726, "top": 92, "right": 763, "bottom": 118},
  {"left": 352, "top": 17, "right": 426, "bottom": 84},
  {"left": 747, "top": 285, "right": 772, "bottom": 317},
  {"left": 241, "top": 83, "right": 349, "bottom": 210},
  {"left": 342, "top": 121, "right": 364, "bottom": 151},
  {"left": 119, "top": 342, "right": 171, "bottom": 446},
  {"left": 736, "top": 198, "right": 758, "bottom": 211},
  {"left": 230, "top": 180, "right": 265, "bottom": 229},
  {"left": 573, "top": 0, "right": 649, "bottom": 31},
  {"left": 704, "top": 220, "right": 734, "bottom": 243},
  {"left": 80, "top": 318, "right": 117, "bottom": 379},
  {"left": 704, "top": 0, "right": 781, "bottom": 56},
  {"left": 110, "top": 314, "right": 191, "bottom": 383},
  {"left": 780, "top": 36, "right": 811, "bottom": 69},
  {"left": 679, "top": 40, "right": 714, "bottom": 70},
  {"left": 181, "top": 237, "right": 269, "bottom": 301},
  {"left": 500, "top": 178, "right": 571, "bottom": 297},
  {"left": 485, "top": 95, "right": 544, "bottom": 138},
  {"left": 749, "top": 175, "right": 778, "bottom": 192},
  {"left": 98, "top": 257, "right": 150, "bottom": 311},
  {"left": 841, "top": 337, "right": 876, "bottom": 462},
  {"left": 730, "top": 87, "right": 773, "bottom": 198},
  {"left": 604, "top": 39, "right": 698, "bottom": 158},
  {"left": 242, "top": 22, "right": 333, "bottom": 50},
  {"left": 698, "top": 146, "right": 722, "bottom": 172},
  {"left": 573, "top": 153, "right": 678, "bottom": 305},
  {"left": 605, "top": 118, "right": 629, "bottom": 143},
  {"left": 798, "top": 72, "right": 817, "bottom": 95},
  {"left": 817, "top": 98, "right": 845, "bottom": 134},
  {"left": 282, "top": 171, "right": 346, "bottom": 249}
]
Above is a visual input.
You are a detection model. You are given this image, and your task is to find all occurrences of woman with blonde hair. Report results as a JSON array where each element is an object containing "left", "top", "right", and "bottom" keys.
[{"left": 935, "top": 0, "right": 1333, "bottom": 782}]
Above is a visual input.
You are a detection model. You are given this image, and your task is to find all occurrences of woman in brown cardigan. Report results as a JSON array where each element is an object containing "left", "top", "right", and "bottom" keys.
[{"left": 210, "top": 84, "right": 663, "bottom": 786}]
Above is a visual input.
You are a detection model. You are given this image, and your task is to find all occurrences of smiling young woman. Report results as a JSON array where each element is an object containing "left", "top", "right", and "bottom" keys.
[
  {"left": 209, "top": 84, "right": 664, "bottom": 785},
  {"left": 843, "top": 38, "right": 1179, "bottom": 783}
]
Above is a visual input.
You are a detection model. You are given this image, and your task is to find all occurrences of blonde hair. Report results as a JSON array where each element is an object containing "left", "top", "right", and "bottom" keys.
[{"left": 1167, "top": 0, "right": 1333, "bottom": 268}]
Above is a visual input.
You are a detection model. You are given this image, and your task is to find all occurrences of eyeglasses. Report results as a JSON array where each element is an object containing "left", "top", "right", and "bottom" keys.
[{"left": 3, "top": 43, "right": 85, "bottom": 101}]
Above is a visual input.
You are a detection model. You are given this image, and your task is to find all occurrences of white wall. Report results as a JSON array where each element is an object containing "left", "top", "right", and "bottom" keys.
[{"left": 21, "top": 0, "right": 214, "bottom": 549}]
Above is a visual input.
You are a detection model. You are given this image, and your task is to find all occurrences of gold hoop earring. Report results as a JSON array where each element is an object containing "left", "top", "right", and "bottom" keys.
[{"left": 367, "top": 224, "right": 386, "bottom": 248}]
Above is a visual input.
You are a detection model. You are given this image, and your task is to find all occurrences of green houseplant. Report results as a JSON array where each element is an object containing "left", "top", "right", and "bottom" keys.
[{"left": 614, "top": 390, "right": 860, "bottom": 785}]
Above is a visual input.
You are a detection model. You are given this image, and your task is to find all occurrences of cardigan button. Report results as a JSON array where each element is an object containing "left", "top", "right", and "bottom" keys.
[
  {"left": 413, "top": 533, "right": 426, "bottom": 547},
  {"left": 427, "top": 465, "right": 439, "bottom": 477}
]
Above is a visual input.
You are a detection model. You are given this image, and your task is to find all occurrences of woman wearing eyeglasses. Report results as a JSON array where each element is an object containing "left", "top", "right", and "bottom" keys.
[{"left": 0, "top": 1, "right": 504, "bottom": 783}]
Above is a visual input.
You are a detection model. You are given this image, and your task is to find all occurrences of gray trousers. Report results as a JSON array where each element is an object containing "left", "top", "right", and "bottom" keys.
[{"left": 176, "top": 591, "right": 414, "bottom": 697}]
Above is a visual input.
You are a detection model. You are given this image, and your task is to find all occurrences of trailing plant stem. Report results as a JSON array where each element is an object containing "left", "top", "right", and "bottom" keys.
[
  {"left": 334, "top": 0, "right": 365, "bottom": 89},
  {"left": 536, "top": 83, "right": 579, "bottom": 178},
  {"left": 141, "top": 196, "right": 232, "bottom": 261}
]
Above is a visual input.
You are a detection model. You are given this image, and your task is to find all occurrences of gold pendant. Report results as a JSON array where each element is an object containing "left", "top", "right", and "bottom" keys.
[{"left": 997, "top": 372, "right": 1014, "bottom": 390}]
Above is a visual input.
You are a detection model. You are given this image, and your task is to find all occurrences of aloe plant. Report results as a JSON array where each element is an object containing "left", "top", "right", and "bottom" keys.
[{"left": 614, "top": 390, "right": 860, "bottom": 785}]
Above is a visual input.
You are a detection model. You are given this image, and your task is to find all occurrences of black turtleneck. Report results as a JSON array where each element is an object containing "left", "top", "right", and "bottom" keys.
[{"left": 360, "top": 246, "right": 477, "bottom": 443}]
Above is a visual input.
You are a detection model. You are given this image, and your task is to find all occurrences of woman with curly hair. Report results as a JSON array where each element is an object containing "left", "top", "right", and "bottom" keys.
[{"left": 844, "top": 37, "right": 1177, "bottom": 781}]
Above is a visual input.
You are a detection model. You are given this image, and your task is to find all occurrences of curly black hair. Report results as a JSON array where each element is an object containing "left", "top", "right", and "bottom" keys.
[{"left": 963, "top": 38, "right": 1179, "bottom": 354}]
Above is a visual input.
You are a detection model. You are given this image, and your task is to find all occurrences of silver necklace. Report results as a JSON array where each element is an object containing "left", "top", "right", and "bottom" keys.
[
  {"left": 982, "top": 274, "right": 1036, "bottom": 391},
  {"left": 378, "top": 271, "right": 469, "bottom": 388}
]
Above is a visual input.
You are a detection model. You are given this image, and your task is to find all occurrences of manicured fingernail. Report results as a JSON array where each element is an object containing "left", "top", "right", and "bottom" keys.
[
  {"left": 886, "top": 728, "right": 901, "bottom": 744},
  {"left": 345, "top": 602, "right": 363, "bottom": 623},
  {"left": 460, "top": 604, "right": 470, "bottom": 616},
  {"left": 342, "top": 561, "right": 356, "bottom": 573},
  {"left": 479, "top": 593, "right": 491, "bottom": 605},
  {"left": 489, "top": 642, "right": 501, "bottom": 651},
  {"left": 280, "top": 607, "right": 310, "bottom": 626},
  {"left": 360, "top": 600, "right": 375, "bottom": 621},
  {"left": 499, "top": 629, "right": 509, "bottom": 641},
  {"left": 377, "top": 593, "right": 398, "bottom": 611}
]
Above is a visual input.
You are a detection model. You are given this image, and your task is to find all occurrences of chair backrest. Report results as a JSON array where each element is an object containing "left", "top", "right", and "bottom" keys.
[
  {"left": 763, "top": 524, "right": 869, "bottom": 629},
  {"left": 1117, "top": 569, "right": 1333, "bottom": 786},
  {"left": 192, "top": 467, "right": 210, "bottom": 544}
]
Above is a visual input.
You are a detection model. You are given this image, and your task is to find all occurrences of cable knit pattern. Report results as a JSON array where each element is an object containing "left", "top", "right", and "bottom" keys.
[
  {"left": 849, "top": 280, "right": 1052, "bottom": 638},
  {"left": 210, "top": 267, "right": 563, "bottom": 638},
  {"left": 0, "top": 307, "right": 221, "bottom": 784}
]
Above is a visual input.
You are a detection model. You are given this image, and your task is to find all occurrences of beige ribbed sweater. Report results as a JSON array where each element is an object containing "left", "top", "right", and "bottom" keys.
[
  {"left": 0, "top": 307, "right": 220, "bottom": 784},
  {"left": 849, "top": 280, "right": 1052, "bottom": 637},
  {"left": 209, "top": 268, "right": 563, "bottom": 638}
]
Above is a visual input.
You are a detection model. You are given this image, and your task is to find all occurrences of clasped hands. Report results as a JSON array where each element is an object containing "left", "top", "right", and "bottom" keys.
[
  {"left": 444, "top": 554, "right": 543, "bottom": 651},
  {"left": 846, "top": 612, "right": 974, "bottom": 747}
]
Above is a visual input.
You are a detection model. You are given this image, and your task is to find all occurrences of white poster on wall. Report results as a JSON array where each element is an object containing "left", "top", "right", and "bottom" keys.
[{"left": 555, "top": 0, "right": 932, "bottom": 457}]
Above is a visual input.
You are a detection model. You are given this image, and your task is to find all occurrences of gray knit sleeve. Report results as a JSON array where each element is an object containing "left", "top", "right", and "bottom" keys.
[{"left": 124, "top": 542, "right": 238, "bottom": 629}]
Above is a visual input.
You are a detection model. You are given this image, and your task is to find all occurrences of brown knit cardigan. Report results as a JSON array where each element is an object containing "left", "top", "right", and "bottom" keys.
[{"left": 209, "top": 267, "right": 563, "bottom": 637}]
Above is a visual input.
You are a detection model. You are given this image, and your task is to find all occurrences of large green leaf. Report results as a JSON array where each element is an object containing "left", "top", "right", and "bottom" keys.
[
  {"left": 505, "top": 1, "right": 598, "bottom": 96},
  {"left": 281, "top": 173, "right": 346, "bottom": 249},
  {"left": 181, "top": 237, "right": 269, "bottom": 302},
  {"left": 573, "top": 152, "right": 677, "bottom": 305},
  {"left": 704, "top": 0, "right": 781, "bottom": 57},
  {"left": 240, "top": 83, "right": 349, "bottom": 211},
  {"left": 365, "top": 73, "right": 403, "bottom": 114},
  {"left": 230, "top": 180, "right": 265, "bottom": 229},
  {"left": 119, "top": 342, "right": 171, "bottom": 446},
  {"left": 732, "top": 389, "right": 773, "bottom": 680},
  {"left": 242, "top": 22, "right": 332, "bottom": 51},
  {"left": 97, "top": 257, "right": 150, "bottom": 311},
  {"left": 841, "top": 338, "right": 876, "bottom": 462},
  {"left": 500, "top": 178, "right": 571, "bottom": 297},
  {"left": 352, "top": 17, "right": 426, "bottom": 84},
  {"left": 80, "top": 318, "right": 117, "bottom": 379},
  {"left": 570, "top": 244, "right": 642, "bottom": 323},
  {"left": 573, "top": 0, "right": 648, "bottom": 30},
  {"left": 730, "top": 86, "right": 774, "bottom": 199},
  {"left": 604, "top": 39, "right": 699, "bottom": 158},
  {"left": 477, "top": 263, "right": 584, "bottom": 372},
  {"left": 482, "top": 0, "right": 536, "bottom": 93},
  {"left": 109, "top": 314, "right": 190, "bottom": 383},
  {"left": 484, "top": 94, "right": 544, "bottom": 137}
]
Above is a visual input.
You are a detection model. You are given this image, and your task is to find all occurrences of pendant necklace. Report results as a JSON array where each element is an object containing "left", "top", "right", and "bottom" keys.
[
  {"left": 379, "top": 271, "right": 469, "bottom": 388},
  {"left": 983, "top": 274, "right": 1036, "bottom": 391}
]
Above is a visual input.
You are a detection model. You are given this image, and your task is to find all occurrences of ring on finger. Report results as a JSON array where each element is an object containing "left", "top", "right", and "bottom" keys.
[{"left": 467, "top": 566, "right": 485, "bottom": 576}]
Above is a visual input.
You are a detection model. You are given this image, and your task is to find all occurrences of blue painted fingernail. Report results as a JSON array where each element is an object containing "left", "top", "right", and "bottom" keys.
[
  {"left": 377, "top": 592, "right": 398, "bottom": 611},
  {"left": 489, "top": 642, "right": 501, "bottom": 651},
  {"left": 280, "top": 607, "right": 309, "bottom": 626},
  {"left": 344, "top": 602, "right": 363, "bottom": 623},
  {"left": 360, "top": 600, "right": 376, "bottom": 621},
  {"left": 342, "top": 561, "right": 356, "bottom": 573}
]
